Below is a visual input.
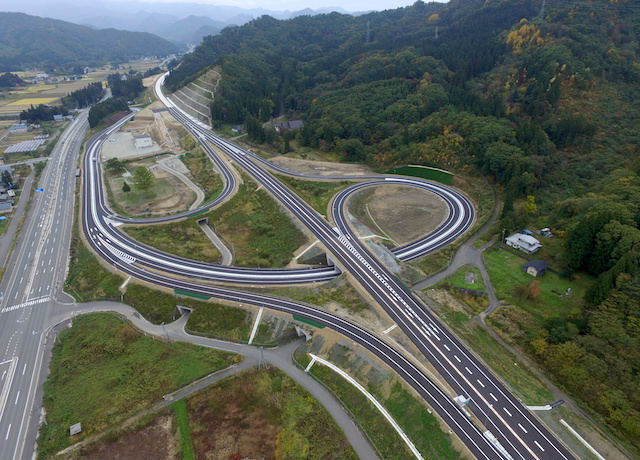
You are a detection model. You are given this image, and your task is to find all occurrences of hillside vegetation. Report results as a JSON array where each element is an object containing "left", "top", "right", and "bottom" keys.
[
  {"left": 0, "top": 12, "right": 178, "bottom": 71},
  {"left": 166, "top": 0, "right": 640, "bottom": 452}
]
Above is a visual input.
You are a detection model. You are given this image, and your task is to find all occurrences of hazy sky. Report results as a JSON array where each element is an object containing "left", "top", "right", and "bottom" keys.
[{"left": 127, "top": 0, "right": 442, "bottom": 13}]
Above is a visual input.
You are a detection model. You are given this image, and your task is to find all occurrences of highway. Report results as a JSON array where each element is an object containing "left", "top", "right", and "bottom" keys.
[
  {"left": 0, "top": 110, "right": 89, "bottom": 460},
  {"left": 150, "top": 74, "right": 576, "bottom": 460},
  {"left": 0, "top": 71, "right": 576, "bottom": 460},
  {"left": 73, "top": 74, "right": 577, "bottom": 459}
]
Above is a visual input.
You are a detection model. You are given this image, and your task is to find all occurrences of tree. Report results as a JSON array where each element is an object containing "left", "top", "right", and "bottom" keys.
[
  {"left": 122, "top": 182, "right": 131, "bottom": 194},
  {"left": 105, "top": 158, "right": 125, "bottom": 172},
  {"left": 133, "top": 167, "right": 154, "bottom": 193},
  {"left": 1, "top": 171, "right": 13, "bottom": 188}
]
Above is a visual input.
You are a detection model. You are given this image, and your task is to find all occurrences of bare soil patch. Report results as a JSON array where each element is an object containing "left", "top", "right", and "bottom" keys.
[
  {"left": 350, "top": 185, "right": 449, "bottom": 245},
  {"left": 268, "top": 156, "right": 373, "bottom": 177},
  {"left": 81, "top": 414, "right": 177, "bottom": 460}
]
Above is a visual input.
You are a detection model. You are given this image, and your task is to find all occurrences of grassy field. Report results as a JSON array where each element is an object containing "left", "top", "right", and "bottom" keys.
[
  {"left": 122, "top": 218, "right": 222, "bottom": 264},
  {"left": 483, "top": 247, "right": 593, "bottom": 323},
  {"left": 38, "top": 313, "right": 236, "bottom": 459},
  {"left": 110, "top": 176, "right": 186, "bottom": 214},
  {"left": 276, "top": 174, "right": 352, "bottom": 214},
  {"left": 180, "top": 148, "right": 223, "bottom": 202},
  {"left": 296, "top": 352, "right": 464, "bottom": 460},
  {"left": 209, "top": 175, "right": 307, "bottom": 268},
  {"left": 187, "top": 368, "right": 358, "bottom": 459},
  {"left": 414, "top": 245, "right": 456, "bottom": 278}
]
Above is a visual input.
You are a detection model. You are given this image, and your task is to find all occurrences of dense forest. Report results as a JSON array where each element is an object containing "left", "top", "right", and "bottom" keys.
[
  {"left": 166, "top": 0, "right": 640, "bottom": 451},
  {"left": 0, "top": 12, "right": 178, "bottom": 71}
]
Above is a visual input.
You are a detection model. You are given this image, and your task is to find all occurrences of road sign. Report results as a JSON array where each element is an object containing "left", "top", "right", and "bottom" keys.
[{"left": 35, "top": 188, "right": 44, "bottom": 192}]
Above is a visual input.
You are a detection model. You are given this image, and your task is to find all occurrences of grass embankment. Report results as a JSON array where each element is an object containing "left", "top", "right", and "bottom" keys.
[
  {"left": 265, "top": 276, "right": 371, "bottom": 314},
  {"left": 124, "top": 284, "right": 251, "bottom": 338},
  {"left": 209, "top": 176, "right": 307, "bottom": 267},
  {"left": 435, "top": 264, "right": 489, "bottom": 312},
  {"left": 122, "top": 218, "right": 222, "bottom": 264},
  {"left": 65, "top": 212, "right": 122, "bottom": 301},
  {"left": 180, "top": 148, "right": 223, "bottom": 202},
  {"left": 187, "top": 368, "right": 358, "bottom": 459},
  {"left": 276, "top": 174, "right": 351, "bottom": 214},
  {"left": 297, "top": 353, "right": 464, "bottom": 460},
  {"left": 38, "top": 313, "right": 236, "bottom": 459},
  {"left": 421, "top": 289, "right": 555, "bottom": 404}
]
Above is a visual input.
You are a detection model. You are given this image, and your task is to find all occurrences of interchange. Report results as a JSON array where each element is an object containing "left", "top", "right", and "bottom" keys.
[{"left": 75, "top": 73, "right": 577, "bottom": 460}]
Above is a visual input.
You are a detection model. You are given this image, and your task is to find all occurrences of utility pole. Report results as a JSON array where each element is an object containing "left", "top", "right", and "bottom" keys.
[{"left": 538, "top": 0, "right": 546, "bottom": 19}]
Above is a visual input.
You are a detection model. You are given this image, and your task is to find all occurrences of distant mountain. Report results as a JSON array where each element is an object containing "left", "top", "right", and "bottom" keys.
[
  {"left": 2, "top": 0, "right": 356, "bottom": 45},
  {"left": 156, "top": 16, "right": 227, "bottom": 45},
  {"left": 0, "top": 12, "right": 179, "bottom": 71}
]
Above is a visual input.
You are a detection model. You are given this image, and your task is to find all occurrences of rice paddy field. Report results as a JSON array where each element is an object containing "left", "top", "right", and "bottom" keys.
[{"left": 0, "top": 59, "right": 161, "bottom": 120}]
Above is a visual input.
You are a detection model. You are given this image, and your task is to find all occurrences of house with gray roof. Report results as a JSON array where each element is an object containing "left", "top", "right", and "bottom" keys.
[{"left": 505, "top": 233, "right": 542, "bottom": 254}]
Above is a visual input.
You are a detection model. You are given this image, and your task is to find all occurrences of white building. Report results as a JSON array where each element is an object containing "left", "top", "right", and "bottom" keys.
[
  {"left": 505, "top": 233, "right": 542, "bottom": 254},
  {"left": 134, "top": 134, "right": 153, "bottom": 150}
]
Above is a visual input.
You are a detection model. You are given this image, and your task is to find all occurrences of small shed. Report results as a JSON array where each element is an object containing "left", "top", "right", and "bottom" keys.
[{"left": 522, "top": 260, "right": 549, "bottom": 277}]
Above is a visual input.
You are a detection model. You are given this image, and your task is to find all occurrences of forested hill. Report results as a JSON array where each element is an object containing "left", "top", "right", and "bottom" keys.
[
  {"left": 0, "top": 12, "right": 178, "bottom": 71},
  {"left": 169, "top": 0, "right": 640, "bottom": 452}
]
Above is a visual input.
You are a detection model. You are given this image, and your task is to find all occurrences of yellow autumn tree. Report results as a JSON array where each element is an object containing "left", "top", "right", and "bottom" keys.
[{"left": 506, "top": 21, "right": 544, "bottom": 53}]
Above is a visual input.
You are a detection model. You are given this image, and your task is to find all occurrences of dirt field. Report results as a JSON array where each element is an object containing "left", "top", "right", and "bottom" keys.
[
  {"left": 350, "top": 184, "right": 449, "bottom": 245},
  {"left": 81, "top": 414, "right": 177, "bottom": 460},
  {"left": 269, "top": 156, "right": 373, "bottom": 177}
]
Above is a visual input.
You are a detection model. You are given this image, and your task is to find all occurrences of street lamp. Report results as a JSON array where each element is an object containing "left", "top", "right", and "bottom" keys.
[{"left": 160, "top": 321, "right": 170, "bottom": 343}]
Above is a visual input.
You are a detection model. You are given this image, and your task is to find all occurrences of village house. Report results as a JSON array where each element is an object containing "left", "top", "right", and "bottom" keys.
[{"left": 505, "top": 233, "right": 542, "bottom": 254}]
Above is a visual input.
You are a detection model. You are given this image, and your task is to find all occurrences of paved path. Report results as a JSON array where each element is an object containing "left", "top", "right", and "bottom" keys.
[
  {"left": 49, "top": 301, "right": 379, "bottom": 460},
  {"left": 157, "top": 156, "right": 205, "bottom": 211},
  {"left": 198, "top": 220, "right": 233, "bottom": 265}
]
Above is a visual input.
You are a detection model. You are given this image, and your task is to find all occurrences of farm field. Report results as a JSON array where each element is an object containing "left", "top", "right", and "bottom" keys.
[{"left": 0, "top": 59, "right": 162, "bottom": 119}]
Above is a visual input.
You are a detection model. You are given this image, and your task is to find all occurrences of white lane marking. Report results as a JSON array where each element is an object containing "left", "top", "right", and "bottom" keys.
[
  {"left": 454, "top": 355, "right": 461, "bottom": 363},
  {"left": 465, "top": 366, "right": 472, "bottom": 375},
  {"left": 5, "top": 424, "right": 10, "bottom": 440},
  {"left": 22, "top": 364, "right": 26, "bottom": 376},
  {"left": 534, "top": 440, "right": 545, "bottom": 451},
  {"left": 489, "top": 393, "right": 498, "bottom": 402},
  {"left": 14, "top": 391, "right": 19, "bottom": 405},
  {"left": 443, "top": 344, "right": 450, "bottom": 351},
  {"left": 476, "top": 379, "right": 485, "bottom": 388},
  {"left": 518, "top": 423, "right": 528, "bottom": 433},
  {"left": 503, "top": 407, "right": 512, "bottom": 417}
]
